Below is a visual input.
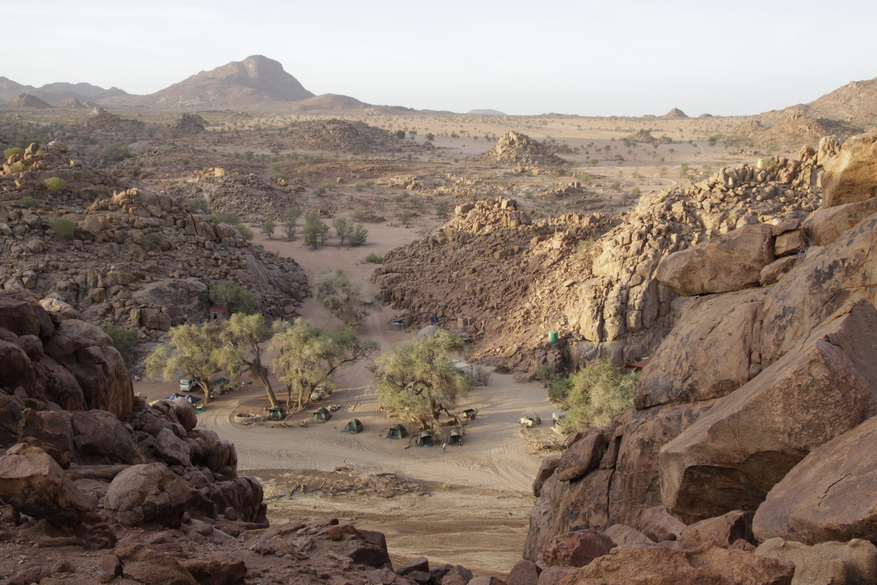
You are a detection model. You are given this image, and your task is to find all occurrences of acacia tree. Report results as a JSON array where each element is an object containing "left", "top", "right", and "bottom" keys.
[
  {"left": 372, "top": 330, "right": 470, "bottom": 430},
  {"left": 219, "top": 313, "right": 280, "bottom": 408},
  {"left": 314, "top": 269, "right": 371, "bottom": 326},
  {"left": 270, "top": 320, "right": 378, "bottom": 412},
  {"left": 282, "top": 207, "right": 302, "bottom": 240},
  {"left": 145, "top": 321, "right": 224, "bottom": 403}
]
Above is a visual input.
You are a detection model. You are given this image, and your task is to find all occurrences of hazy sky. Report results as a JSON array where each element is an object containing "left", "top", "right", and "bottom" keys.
[{"left": 4, "top": 0, "right": 876, "bottom": 116}]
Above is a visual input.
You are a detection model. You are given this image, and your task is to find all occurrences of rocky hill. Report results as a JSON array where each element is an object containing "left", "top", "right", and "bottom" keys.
[
  {"left": 285, "top": 118, "right": 414, "bottom": 153},
  {"left": 0, "top": 142, "right": 308, "bottom": 349},
  {"left": 0, "top": 77, "right": 127, "bottom": 105},
  {"left": 737, "top": 113, "right": 859, "bottom": 148},
  {"left": 376, "top": 144, "right": 826, "bottom": 376},
  {"left": 101, "top": 55, "right": 315, "bottom": 109},
  {"left": 786, "top": 76, "right": 877, "bottom": 126},
  {"left": 4, "top": 93, "right": 52, "bottom": 109},
  {"left": 660, "top": 108, "right": 688, "bottom": 119},
  {"left": 524, "top": 129, "right": 877, "bottom": 582}
]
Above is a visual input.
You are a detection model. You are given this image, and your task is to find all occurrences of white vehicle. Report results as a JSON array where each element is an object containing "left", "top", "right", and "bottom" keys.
[{"left": 179, "top": 379, "right": 201, "bottom": 392}]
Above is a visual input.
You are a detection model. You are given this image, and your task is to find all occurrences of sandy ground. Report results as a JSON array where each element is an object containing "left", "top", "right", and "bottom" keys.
[{"left": 135, "top": 219, "right": 557, "bottom": 574}]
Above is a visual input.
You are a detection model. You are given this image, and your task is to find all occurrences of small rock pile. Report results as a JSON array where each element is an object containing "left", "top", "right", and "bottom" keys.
[
  {"left": 170, "top": 113, "right": 208, "bottom": 134},
  {"left": 86, "top": 107, "right": 146, "bottom": 132},
  {"left": 285, "top": 118, "right": 414, "bottom": 154},
  {"left": 478, "top": 131, "right": 567, "bottom": 168},
  {"left": 1, "top": 143, "right": 308, "bottom": 339},
  {"left": 56, "top": 96, "right": 87, "bottom": 110},
  {"left": 625, "top": 130, "right": 672, "bottom": 145},
  {"left": 384, "top": 173, "right": 515, "bottom": 200}
]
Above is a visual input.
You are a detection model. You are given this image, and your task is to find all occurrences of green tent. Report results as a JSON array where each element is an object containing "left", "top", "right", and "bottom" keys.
[
  {"left": 343, "top": 419, "right": 363, "bottom": 434},
  {"left": 415, "top": 430, "right": 436, "bottom": 447},
  {"left": 447, "top": 429, "right": 463, "bottom": 445},
  {"left": 386, "top": 424, "right": 408, "bottom": 439},
  {"left": 313, "top": 407, "right": 332, "bottom": 422}
]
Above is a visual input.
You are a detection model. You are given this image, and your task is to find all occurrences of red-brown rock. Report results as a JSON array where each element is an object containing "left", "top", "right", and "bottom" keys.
[
  {"left": 753, "top": 414, "right": 877, "bottom": 545},
  {"left": 104, "top": 463, "right": 194, "bottom": 527},
  {"left": 560, "top": 544, "right": 794, "bottom": 585},
  {"left": 554, "top": 430, "right": 607, "bottom": 482},
  {"left": 543, "top": 530, "right": 614, "bottom": 567},
  {"left": 661, "top": 300, "right": 877, "bottom": 524}
]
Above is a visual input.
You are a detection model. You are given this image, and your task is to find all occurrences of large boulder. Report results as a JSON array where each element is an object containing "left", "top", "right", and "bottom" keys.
[
  {"left": 154, "top": 427, "right": 192, "bottom": 467},
  {"left": 761, "top": 212, "right": 877, "bottom": 367},
  {"left": 635, "top": 289, "right": 764, "bottom": 409},
  {"left": 660, "top": 300, "right": 877, "bottom": 524},
  {"left": 554, "top": 430, "right": 607, "bottom": 482},
  {"left": 821, "top": 130, "right": 877, "bottom": 208},
  {"left": 0, "top": 443, "right": 93, "bottom": 525},
  {"left": 103, "top": 463, "right": 194, "bottom": 527},
  {"left": 803, "top": 196, "right": 877, "bottom": 246},
  {"left": 0, "top": 393, "right": 24, "bottom": 446},
  {"left": 753, "top": 414, "right": 877, "bottom": 545},
  {"left": 71, "top": 410, "right": 146, "bottom": 465},
  {"left": 542, "top": 530, "right": 614, "bottom": 567},
  {"left": 38, "top": 355, "right": 87, "bottom": 411},
  {"left": 0, "top": 294, "right": 54, "bottom": 338},
  {"left": 754, "top": 538, "right": 877, "bottom": 585},
  {"left": 17, "top": 409, "right": 76, "bottom": 467},
  {"left": 561, "top": 544, "right": 794, "bottom": 585},
  {"left": 655, "top": 224, "right": 775, "bottom": 296},
  {"left": 43, "top": 319, "right": 133, "bottom": 420},
  {"left": 525, "top": 401, "right": 713, "bottom": 561}
]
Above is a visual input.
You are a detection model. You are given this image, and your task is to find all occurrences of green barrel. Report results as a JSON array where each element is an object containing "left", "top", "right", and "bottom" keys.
[{"left": 548, "top": 331, "right": 559, "bottom": 344}]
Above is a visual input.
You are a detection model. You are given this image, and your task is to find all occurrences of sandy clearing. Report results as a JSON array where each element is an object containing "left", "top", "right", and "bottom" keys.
[{"left": 134, "top": 215, "right": 557, "bottom": 572}]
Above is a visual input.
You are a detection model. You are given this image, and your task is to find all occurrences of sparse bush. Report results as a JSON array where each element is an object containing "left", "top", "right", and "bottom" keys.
[
  {"left": 43, "top": 177, "right": 67, "bottom": 194},
  {"left": 283, "top": 207, "right": 303, "bottom": 240},
  {"left": 186, "top": 198, "right": 210, "bottom": 213},
  {"left": 761, "top": 157, "right": 778, "bottom": 171},
  {"left": 237, "top": 225, "right": 254, "bottom": 241},
  {"left": 349, "top": 224, "right": 368, "bottom": 246},
  {"left": 50, "top": 217, "right": 76, "bottom": 241},
  {"left": 333, "top": 217, "right": 353, "bottom": 245},
  {"left": 303, "top": 212, "right": 329, "bottom": 249},
  {"left": 208, "top": 281, "right": 256, "bottom": 314},
  {"left": 554, "top": 360, "right": 638, "bottom": 434},
  {"left": 435, "top": 205, "right": 447, "bottom": 218},
  {"left": 395, "top": 130, "right": 406, "bottom": 139},
  {"left": 8, "top": 162, "right": 24, "bottom": 173},
  {"left": 19, "top": 196, "right": 37, "bottom": 208},
  {"left": 4, "top": 147, "right": 22, "bottom": 159},
  {"left": 142, "top": 233, "right": 161, "bottom": 251},
  {"left": 210, "top": 212, "right": 241, "bottom": 225},
  {"left": 398, "top": 210, "right": 413, "bottom": 226},
  {"left": 105, "top": 144, "right": 131, "bottom": 161},
  {"left": 131, "top": 164, "right": 142, "bottom": 177},
  {"left": 365, "top": 253, "right": 383, "bottom": 264},
  {"left": 314, "top": 269, "right": 371, "bottom": 326},
  {"left": 261, "top": 220, "right": 276, "bottom": 239},
  {"left": 101, "top": 324, "right": 139, "bottom": 368}
]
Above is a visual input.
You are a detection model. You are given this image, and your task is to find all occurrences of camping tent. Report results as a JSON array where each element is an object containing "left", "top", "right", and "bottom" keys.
[
  {"left": 415, "top": 430, "right": 436, "bottom": 447},
  {"left": 165, "top": 393, "right": 201, "bottom": 404},
  {"left": 313, "top": 407, "right": 332, "bottom": 422},
  {"left": 342, "top": 419, "right": 363, "bottom": 434},
  {"left": 386, "top": 424, "right": 408, "bottom": 439},
  {"left": 447, "top": 429, "right": 463, "bottom": 446}
]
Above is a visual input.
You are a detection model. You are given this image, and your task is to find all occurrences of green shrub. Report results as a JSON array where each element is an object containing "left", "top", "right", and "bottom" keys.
[
  {"left": 4, "top": 147, "right": 22, "bottom": 159},
  {"left": 208, "top": 281, "right": 256, "bottom": 314},
  {"left": 101, "top": 324, "right": 139, "bottom": 368},
  {"left": 186, "top": 198, "right": 210, "bottom": 213},
  {"left": 237, "top": 225, "right": 254, "bottom": 241},
  {"left": 210, "top": 212, "right": 240, "bottom": 225},
  {"left": 554, "top": 359, "right": 639, "bottom": 434},
  {"left": 349, "top": 224, "right": 368, "bottom": 246},
  {"left": 105, "top": 144, "right": 132, "bottom": 161},
  {"left": 365, "top": 253, "right": 383, "bottom": 264},
  {"left": 43, "top": 177, "right": 67, "bottom": 194},
  {"left": 19, "top": 196, "right": 37, "bottom": 208},
  {"left": 50, "top": 217, "right": 76, "bottom": 241},
  {"left": 8, "top": 161, "right": 24, "bottom": 173},
  {"left": 435, "top": 205, "right": 448, "bottom": 218},
  {"left": 131, "top": 164, "right": 142, "bottom": 177}
]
